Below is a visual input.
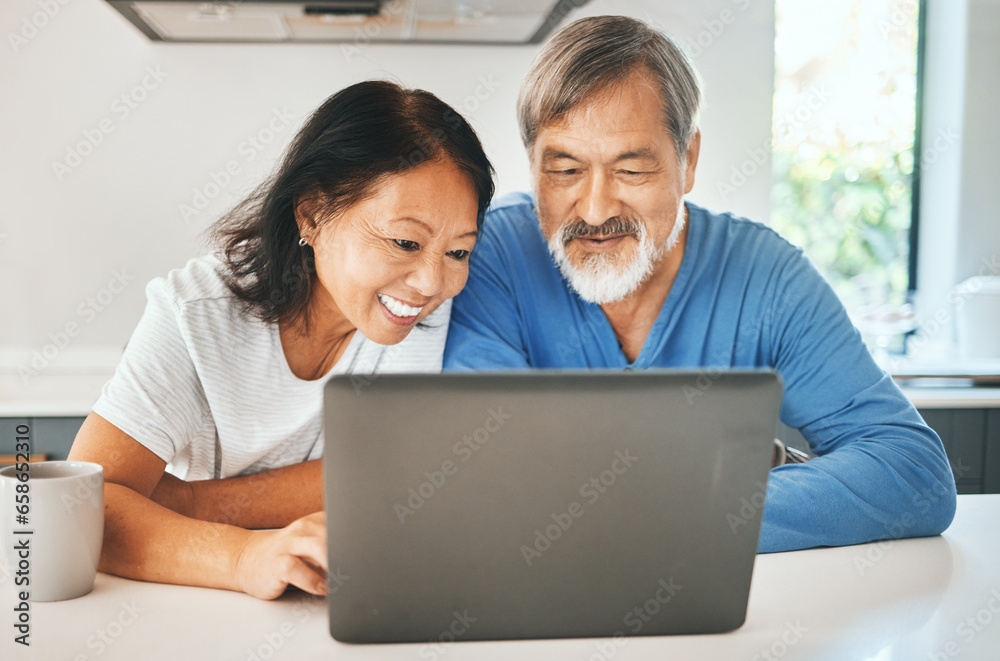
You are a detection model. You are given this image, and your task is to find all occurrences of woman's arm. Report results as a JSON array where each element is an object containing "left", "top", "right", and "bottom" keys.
[
  {"left": 69, "top": 412, "right": 328, "bottom": 599},
  {"left": 150, "top": 459, "right": 323, "bottom": 529}
]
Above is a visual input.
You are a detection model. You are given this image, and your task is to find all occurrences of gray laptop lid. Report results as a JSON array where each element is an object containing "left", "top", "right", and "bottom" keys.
[{"left": 323, "top": 369, "right": 782, "bottom": 643}]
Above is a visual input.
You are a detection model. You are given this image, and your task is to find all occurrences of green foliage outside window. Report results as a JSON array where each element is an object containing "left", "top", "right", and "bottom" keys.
[
  {"left": 771, "top": 148, "right": 912, "bottom": 302},
  {"left": 772, "top": 0, "right": 919, "bottom": 309}
]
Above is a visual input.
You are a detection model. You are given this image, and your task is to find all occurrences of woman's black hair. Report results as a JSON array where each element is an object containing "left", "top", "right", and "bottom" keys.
[{"left": 210, "top": 80, "right": 495, "bottom": 329}]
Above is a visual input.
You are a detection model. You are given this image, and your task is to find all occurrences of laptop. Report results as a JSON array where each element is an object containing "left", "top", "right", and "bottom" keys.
[{"left": 322, "top": 369, "right": 782, "bottom": 643}]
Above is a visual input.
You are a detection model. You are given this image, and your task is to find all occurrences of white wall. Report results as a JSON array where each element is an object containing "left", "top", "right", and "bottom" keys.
[
  {"left": 0, "top": 0, "right": 774, "bottom": 372},
  {"left": 916, "top": 0, "right": 1000, "bottom": 350},
  {"left": 953, "top": 0, "right": 1000, "bottom": 282}
]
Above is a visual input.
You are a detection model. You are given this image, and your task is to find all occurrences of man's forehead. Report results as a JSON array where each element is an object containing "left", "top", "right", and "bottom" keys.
[
  {"left": 538, "top": 139, "right": 661, "bottom": 162},
  {"left": 535, "top": 119, "right": 672, "bottom": 162},
  {"left": 533, "top": 73, "right": 673, "bottom": 157}
]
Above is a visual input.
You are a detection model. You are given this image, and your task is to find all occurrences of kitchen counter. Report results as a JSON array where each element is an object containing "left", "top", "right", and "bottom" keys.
[
  {"left": 2, "top": 495, "right": 997, "bottom": 660},
  {"left": 0, "top": 373, "right": 111, "bottom": 417}
]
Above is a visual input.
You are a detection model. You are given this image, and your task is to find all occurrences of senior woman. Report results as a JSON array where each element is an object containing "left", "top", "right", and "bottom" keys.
[{"left": 68, "top": 81, "right": 494, "bottom": 600}]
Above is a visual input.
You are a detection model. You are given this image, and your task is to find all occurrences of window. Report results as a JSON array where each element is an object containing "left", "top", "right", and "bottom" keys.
[{"left": 771, "top": 0, "right": 922, "bottom": 313}]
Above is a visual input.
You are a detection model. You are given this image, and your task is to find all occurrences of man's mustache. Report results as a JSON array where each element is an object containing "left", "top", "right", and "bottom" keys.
[{"left": 560, "top": 217, "right": 644, "bottom": 244}]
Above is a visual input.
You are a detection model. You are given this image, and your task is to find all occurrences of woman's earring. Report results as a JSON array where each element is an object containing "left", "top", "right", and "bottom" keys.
[{"left": 298, "top": 237, "right": 308, "bottom": 247}]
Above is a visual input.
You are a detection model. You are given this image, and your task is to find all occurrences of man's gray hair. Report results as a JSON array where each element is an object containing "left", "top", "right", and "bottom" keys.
[{"left": 517, "top": 15, "right": 703, "bottom": 161}]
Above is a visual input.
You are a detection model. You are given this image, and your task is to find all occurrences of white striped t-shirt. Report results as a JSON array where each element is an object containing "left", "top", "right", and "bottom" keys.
[{"left": 92, "top": 253, "right": 451, "bottom": 480}]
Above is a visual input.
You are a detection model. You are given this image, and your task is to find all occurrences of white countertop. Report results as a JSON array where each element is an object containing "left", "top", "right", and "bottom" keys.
[
  {"left": 0, "top": 373, "right": 111, "bottom": 418},
  {"left": 2, "top": 494, "right": 997, "bottom": 660},
  {"left": 898, "top": 384, "right": 1000, "bottom": 408}
]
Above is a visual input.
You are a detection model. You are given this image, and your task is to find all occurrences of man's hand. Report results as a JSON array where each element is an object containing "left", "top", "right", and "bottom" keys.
[
  {"left": 234, "top": 511, "right": 328, "bottom": 600},
  {"left": 149, "top": 472, "right": 196, "bottom": 518},
  {"left": 771, "top": 438, "right": 812, "bottom": 467}
]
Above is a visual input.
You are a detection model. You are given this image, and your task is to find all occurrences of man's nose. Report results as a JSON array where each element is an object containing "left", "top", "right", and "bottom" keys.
[{"left": 577, "top": 172, "right": 622, "bottom": 226}]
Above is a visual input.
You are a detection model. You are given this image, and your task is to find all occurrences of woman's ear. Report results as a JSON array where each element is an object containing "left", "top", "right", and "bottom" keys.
[{"left": 293, "top": 194, "right": 323, "bottom": 242}]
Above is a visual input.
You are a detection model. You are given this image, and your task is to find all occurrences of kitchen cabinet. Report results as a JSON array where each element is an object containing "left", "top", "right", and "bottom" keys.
[
  {"left": 778, "top": 408, "right": 999, "bottom": 494},
  {"left": 1, "top": 416, "right": 85, "bottom": 463}
]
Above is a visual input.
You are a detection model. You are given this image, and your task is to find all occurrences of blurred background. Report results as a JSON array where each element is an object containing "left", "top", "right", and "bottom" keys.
[{"left": 0, "top": 0, "right": 997, "bottom": 373}]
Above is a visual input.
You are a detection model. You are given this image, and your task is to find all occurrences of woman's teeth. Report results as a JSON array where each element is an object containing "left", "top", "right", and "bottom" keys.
[{"left": 378, "top": 293, "right": 423, "bottom": 318}]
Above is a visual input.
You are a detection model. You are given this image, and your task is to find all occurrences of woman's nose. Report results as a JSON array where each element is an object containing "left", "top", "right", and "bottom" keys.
[{"left": 407, "top": 256, "right": 444, "bottom": 298}]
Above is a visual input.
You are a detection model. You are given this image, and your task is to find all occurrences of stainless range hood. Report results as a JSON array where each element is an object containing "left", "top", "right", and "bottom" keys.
[{"left": 104, "top": 0, "right": 590, "bottom": 44}]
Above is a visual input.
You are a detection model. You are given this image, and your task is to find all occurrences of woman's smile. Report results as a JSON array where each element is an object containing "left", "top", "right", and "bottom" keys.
[{"left": 377, "top": 293, "right": 424, "bottom": 325}]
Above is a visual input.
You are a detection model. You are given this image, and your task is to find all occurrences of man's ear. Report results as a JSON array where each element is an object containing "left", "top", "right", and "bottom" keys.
[
  {"left": 527, "top": 142, "right": 540, "bottom": 187},
  {"left": 682, "top": 129, "right": 701, "bottom": 194}
]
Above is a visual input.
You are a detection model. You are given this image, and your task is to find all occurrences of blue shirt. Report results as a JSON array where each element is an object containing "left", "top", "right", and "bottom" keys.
[{"left": 444, "top": 192, "right": 956, "bottom": 553}]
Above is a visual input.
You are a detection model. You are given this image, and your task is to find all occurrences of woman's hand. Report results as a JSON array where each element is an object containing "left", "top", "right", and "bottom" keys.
[{"left": 234, "top": 511, "right": 328, "bottom": 600}]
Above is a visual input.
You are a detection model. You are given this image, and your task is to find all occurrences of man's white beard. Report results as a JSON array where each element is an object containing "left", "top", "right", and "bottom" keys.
[{"left": 547, "top": 199, "right": 686, "bottom": 305}]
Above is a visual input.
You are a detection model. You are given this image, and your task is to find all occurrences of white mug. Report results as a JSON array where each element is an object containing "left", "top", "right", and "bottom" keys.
[
  {"left": 954, "top": 276, "right": 1000, "bottom": 360},
  {"left": 1, "top": 460, "right": 104, "bottom": 602}
]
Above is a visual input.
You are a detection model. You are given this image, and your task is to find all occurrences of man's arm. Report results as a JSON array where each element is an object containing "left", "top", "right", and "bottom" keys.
[
  {"left": 757, "top": 249, "right": 956, "bottom": 552},
  {"left": 444, "top": 222, "right": 532, "bottom": 370},
  {"left": 151, "top": 459, "right": 322, "bottom": 529}
]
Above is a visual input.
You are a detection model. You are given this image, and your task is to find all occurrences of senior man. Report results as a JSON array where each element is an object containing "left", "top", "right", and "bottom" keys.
[{"left": 443, "top": 15, "right": 956, "bottom": 553}]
